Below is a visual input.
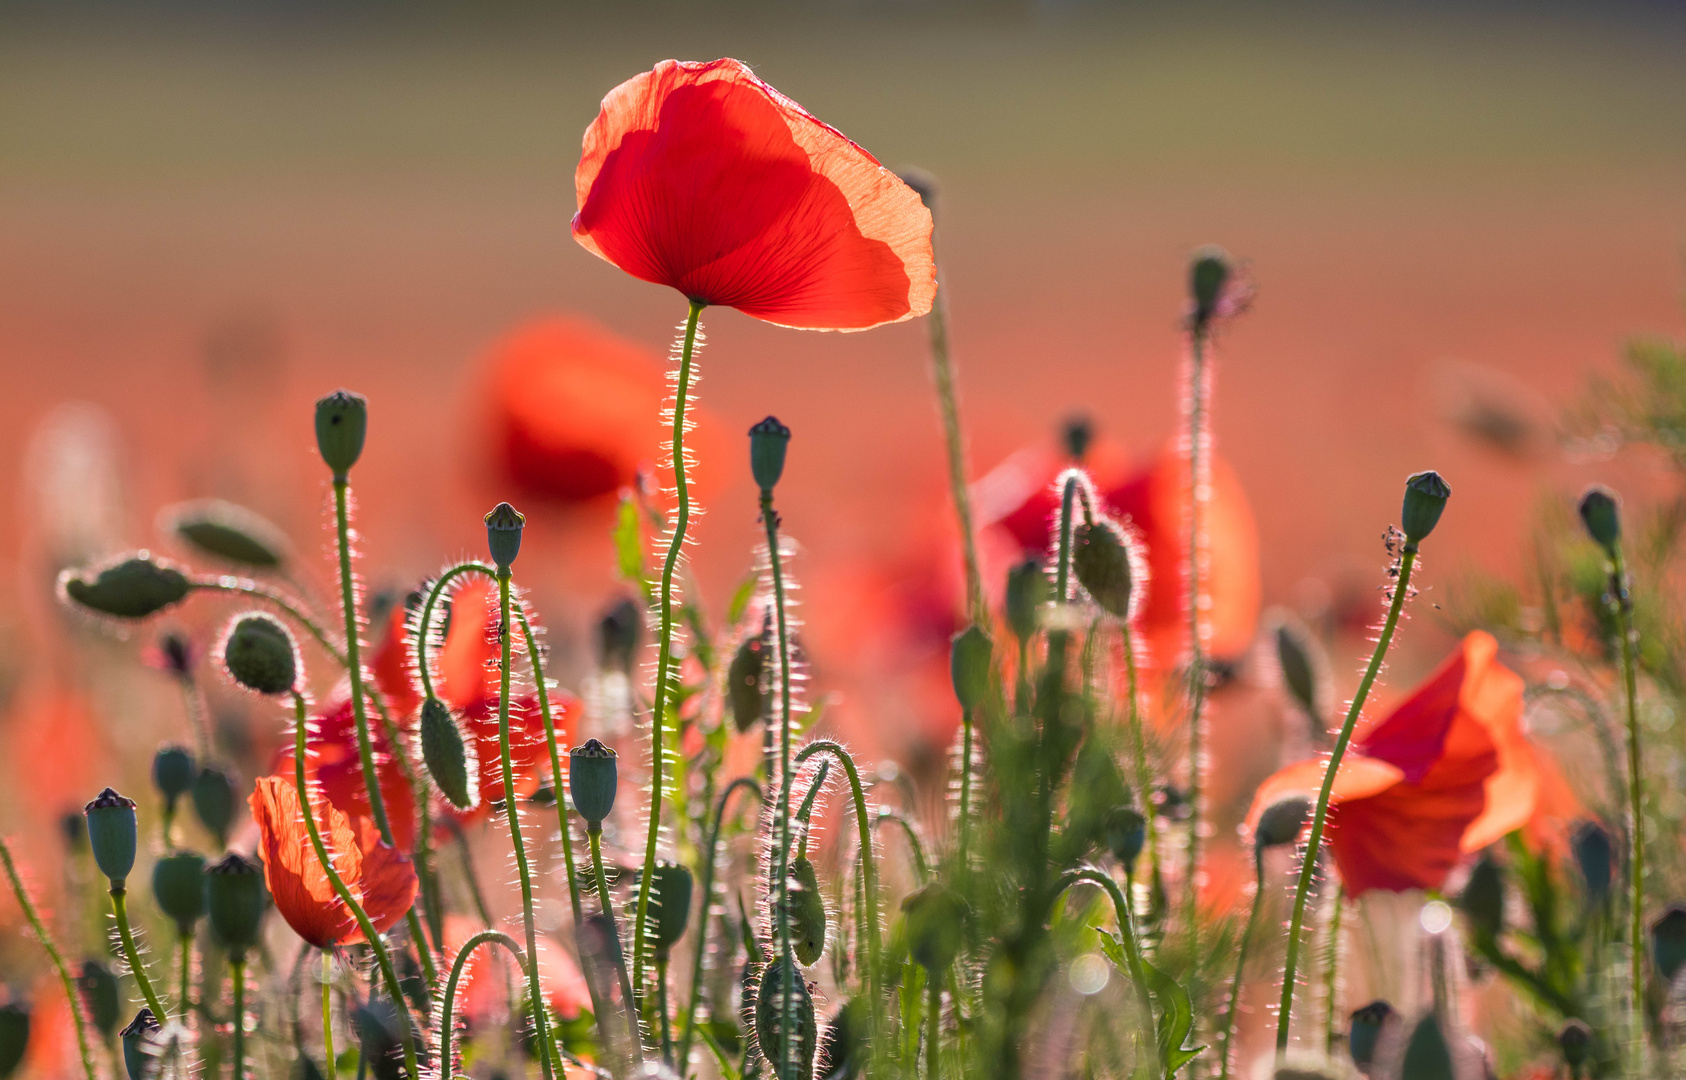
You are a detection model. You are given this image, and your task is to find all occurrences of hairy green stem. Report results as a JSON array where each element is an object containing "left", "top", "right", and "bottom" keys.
[
  {"left": 0, "top": 836, "right": 99, "bottom": 1080},
  {"left": 657, "top": 957, "right": 674, "bottom": 1064},
  {"left": 179, "top": 932, "right": 193, "bottom": 1016},
  {"left": 513, "top": 601, "right": 586, "bottom": 929},
  {"left": 1611, "top": 544, "right": 1647, "bottom": 1062},
  {"left": 1121, "top": 624, "right": 1165, "bottom": 914},
  {"left": 1185, "top": 329, "right": 1210, "bottom": 943},
  {"left": 1218, "top": 853, "right": 1266, "bottom": 1080},
  {"left": 438, "top": 930, "right": 526, "bottom": 1080},
  {"left": 1320, "top": 885, "right": 1344, "bottom": 1054},
  {"left": 110, "top": 888, "right": 169, "bottom": 1021},
  {"left": 927, "top": 976, "right": 943, "bottom": 1080},
  {"left": 588, "top": 824, "right": 640, "bottom": 1046},
  {"left": 1051, "top": 869, "right": 1161, "bottom": 1080},
  {"left": 1055, "top": 475, "right": 1078, "bottom": 602},
  {"left": 679, "top": 777, "right": 763, "bottom": 1066},
  {"left": 924, "top": 248, "right": 984, "bottom": 626},
  {"left": 323, "top": 951, "right": 338, "bottom": 1080},
  {"left": 331, "top": 481, "right": 393, "bottom": 845},
  {"left": 761, "top": 485, "right": 800, "bottom": 1080},
  {"left": 794, "top": 742, "right": 881, "bottom": 1019},
  {"left": 874, "top": 811, "right": 930, "bottom": 881},
  {"left": 231, "top": 958, "right": 246, "bottom": 1080},
  {"left": 957, "top": 708, "right": 975, "bottom": 871}
]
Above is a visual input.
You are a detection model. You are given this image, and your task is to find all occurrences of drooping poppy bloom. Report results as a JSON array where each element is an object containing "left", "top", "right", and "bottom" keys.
[
  {"left": 573, "top": 58, "right": 936, "bottom": 331},
  {"left": 1246, "top": 632, "right": 1566, "bottom": 896},
  {"left": 249, "top": 775, "right": 417, "bottom": 948}
]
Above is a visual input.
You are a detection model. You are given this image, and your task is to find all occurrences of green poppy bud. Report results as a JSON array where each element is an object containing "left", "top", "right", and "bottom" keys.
[
  {"left": 1347, "top": 1000, "right": 1395, "bottom": 1072},
  {"left": 1401, "top": 471, "right": 1451, "bottom": 546},
  {"left": 192, "top": 766, "right": 238, "bottom": 848},
  {"left": 119, "top": 1008, "right": 159, "bottom": 1080},
  {"left": 1572, "top": 819, "right": 1613, "bottom": 906},
  {"left": 1652, "top": 903, "right": 1686, "bottom": 983},
  {"left": 77, "top": 960, "right": 121, "bottom": 1040},
  {"left": 420, "top": 697, "right": 477, "bottom": 810},
  {"left": 1005, "top": 558, "right": 1047, "bottom": 644},
  {"left": 597, "top": 596, "right": 641, "bottom": 673},
  {"left": 484, "top": 502, "right": 525, "bottom": 571},
  {"left": 1104, "top": 807, "right": 1147, "bottom": 871},
  {"left": 220, "top": 613, "right": 298, "bottom": 696},
  {"left": 1190, "top": 246, "right": 1232, "bottom": 331},
  {"left": 1072, "top": 518, "right": 1134, "bottom": 619},
  {"left": 753, "top": 954, "right": 816, "bottom": 1078},
  {"left": 204, "top": 852, "right": 265, "bottom": 958},
  {"left": 646, "top": 862, "right": 694, "bottom": 957},
  {"left": 750, "top": 416, "right": 792, "bottom": 493},
  {"left": 789, "top": 856, "right": 828, "bottom": 966},
  {"left": 152, "top": 745, "right": 196, "bottom": 805},
  {"left": 1255, "top": 796, "right": 1312, "bottom": 852},
  {"left": 816, "top": 999, "right": 865, "bottom": 1080},
  {"left": 61, "top": 554, "right": 191, "bottom": 620},
  {"left": 84, "top": 788, "right": 138, "bottom": 884},
  {"left": 569, "top": 740, "right": 618, "bottom": 826},
  {"left": 900, "top": 881, "right": 968, "bottom": 972},
  {"left": 165, "top": 498, "right": 287, "bottom": 571},
  {"left": 1399, "top": 1015, "right": 1454, "bottom": 1080},
  {"left": 1062, "top": 415, "right": 1093, "bottom": 463},
  {"left": 1459, "top": 853, "right": 1505, "bottom": 939},
  {"left": 949, "top": 625, "right": 992, "bottom": 711},
  {"left": 314, "top": 389, "right": 367, "bottom": 478},
  {"left": 151, "top": 851, "right": 207, "bottom": 935},
  {"left": 0, "top": 1001, "right": 28, "bottom": 1079},
  {"left": 728, "top": 620, "right": 770, "bottom": 733},
  {"left": 1557, "top": 1019, "right": 1592, "bottom": 1071},
  {"left": 1578, "top": 485, "right": 1621, "bottom": 555},
  {"left": 1274, "top": 618, "right": 1323, "bottom": 725}
]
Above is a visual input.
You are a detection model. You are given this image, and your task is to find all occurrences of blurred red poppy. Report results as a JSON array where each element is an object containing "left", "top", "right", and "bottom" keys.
[
  {"left": 1246, "top": 632, "right": 1554, "bottom": 895},
  {"left": 249, "top": 775, "right": 417, "bottom": 949},
  {"left": 274, "top": 696, "right": 416, "bottom": 854},
  {"left": 573, "top": 58, "right": 936, "bottom": 330}
]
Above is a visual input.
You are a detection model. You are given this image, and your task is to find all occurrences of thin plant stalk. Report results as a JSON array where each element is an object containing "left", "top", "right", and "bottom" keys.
[
  {"left": 679, "top": 777, "right": 763, "bottom": 1065},
  {"left": 1217, "top": 852, "right": 1266, "bottom": 1080},
  {"left": 231, "top": 958, "right": 247, "bottom": 1080},
  {"left": 1121, "top": 623, "right": 1165, "bottom": 910},
  {"left": 927, "top": 977, "right": 943, "bottom": 1080},
  {"left": 179, "top": 932, "right": 193, "bottom": 1015},
  {"left": 762, "top": 484, "right": 799, "bottom": 1079},
  {"left": 924, "top": 245, "right": 984, "bottom": 626},
  {"left": 110, "top": 889, "right": 169, "bottom": 1022},
  {"left": 794, "top": 741, "right": 881, "bottom": 1018},
  {"left": 657, "top": 958, "right": 674, "bottom": 1063},
  {"left": 514, "top": 602, "right": 586, "bottom": 926},
  {"left": 1276, "top": 547, "right": 1418, "bottom": 1053},
  {"left": 323, "top": 951, "right": 338, "bottom": 1080},
  {"left": 1051, "top": 869, "right": 1161, "bottom": 1080},
  {"left": 874, "top": 812, "right": 930, "bottom": 882},
  {"left": 633, "top": 299, "right": 706, "bottom": 1003},
  {"left": 0, "top": 836, "right": 99, "bottom": 1080},
  {"left": 957, "top": 707, "right": 975, "bottom": 870},
  {"left": 1055, "top": 475, "right": 1079, "bottom": 602},
  {"left": 587, "top": 824, "right": 639, "bottom": 1042},
  {"left": 1183, "top": 329, "right": 1211, "bottom": 939},
  {"left": 438, "top": 930, "right": 526, "bottom": 1080},
  {"left": 1610, "top": 541, "right": 1647, "bottom": 1061},
  {"left": 1320, "top": 885, "right": 1345, "bottom": 1054}
]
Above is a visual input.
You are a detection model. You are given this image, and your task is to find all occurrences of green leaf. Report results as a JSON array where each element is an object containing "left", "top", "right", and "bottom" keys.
[
  {"left": 1142, "top": 958, "right": 1206, "bottom": 1076},
  {"left": 727, "top": 574, "right": 758, "bottom": 626},
  {"left": 613, "top": 495, "right": 650, "bottom": 599}
]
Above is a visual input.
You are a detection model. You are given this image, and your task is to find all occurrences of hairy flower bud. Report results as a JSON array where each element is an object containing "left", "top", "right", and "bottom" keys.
[
  {"left": 753, "top": 954, "right": 816, "bottom": 1077},
  {"left": 1255, "top": 796, "right": 1312, "bottom": 852},
  {"left": 1005, "top": 558, "right": 1047, "bottom": 644},
  {"left": 192, "top": 766, "right": 238, "bottom": 848},
  {"left": 1652, "top": 903, "right": 1686, "bottom": 983},
  {"left": 1578, "top": 485, "right": 1621, "bottom": 554},
  {"left": 1459, "top": 853, "right": 1505, "bottom": 939},
  {"left": 204, "top": 853, "right": 266, "bottom": 958},
  {"left": 597, "top": 596, "right": 641, "bottom": 673},
  {"left": 900, "top": 882, "right": 968, "bottom": 972},
  {"left": 1401, "top": 471, "right": 1451, "bottom": 546},
  {"left": 1190, "top": 246, "right": 1232, "bottom": 331},
  {"left": 484, "top": 502, "right": 525, "bottom": 571},
  {"left": 165, "top": 498, "right": 288, "bottom": 571},
  {"left": 77, "top": 960, "right": 121, "bottom": 1039},
  {"left": 314, "top": 389, "right": 367, "bottom": 478},
  {"left": 152, "top": 851, "right": 208, "bottom": 935},
  {"left": 646, "top": 861, "right": 694, "bottom": 958},
  {"left": 152, "top": 745, "right": 196, "bottom": 805},
  {"left": 61, "top": 554, "right": 191, "bottom": 620},
  {"left": 729, "top": 621, "right": 770, "bottom": 733},
  {"left": 1072, "top": 518, "right": 1135, "bottom": 619},
  {"left": 1347, "top": 1000, "right": 1396, "bottom": 1073},
  {"left": 949, "top": 625, "right": 992, "bottom": 712},
  {"left": 119, "top": 1008, "right": 160, "bottom": 1080},
  {"left": 420, "top": 697, "right": 477, "bottom": 810},
  {"left": 1572, "top": 819, "right": 1614, "bottom": 906},
  {"left": 1274, "top": 617, "right": 1323, "bottom": 725},
  {"left": 750, "top": 416, "right": 792, "bottom": 493},
  {"left": 84, "top": 788, "right": 138, "bottom": 884},
  {"left": 789, "top": 856, "right": 828, "bottom": 966},
  {"left": 221, "top": 613, "right": 298, "bottom": 696},
  {"left": 569, "top": 740, "right": 618, "bottom": 826},
  {"left": 1104, "top": 807, "right": 1147, "bottom": 871}
]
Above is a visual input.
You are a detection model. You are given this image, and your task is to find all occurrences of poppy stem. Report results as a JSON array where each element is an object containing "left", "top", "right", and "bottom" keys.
[
  {"left": 289, "top": 691, "right": 420, "bottom": 1080},
  {"left": 1184, "top": 328, "right": 1212, "bottom": 949},
  {"left": 657, "top": 956, "right": 674, "bottom": 1063},
  {"left": 438, "top": 929, "right": 527, "bottom": 1080},
  {"left": 1121, "top": 624, "right": 1165, "bottom": 919},
  {"left": 495, "top": 571, "right": 558, "bottom": 1080},
  {"left": 926, "top": 975, "right": 942, "bottom": 1080},
  {"left": 230, "top": 957, "right": 246, "bottom": 1080},
  {"left": 634, "top": 298, "right": 706, "bottom": 1009},
  {"left": 761, "top": 483, "right": 801, "bottom": 1079},
  {"left": 1217, "top": 850, "right": 1266, "bottom": 1080},
  {"left": 512, "top": 600, "right": 587, "bottom": 929},
  {"left": 0, "top": 835, "right": 100, "bottom": 1080},
  {"left": 1276, "top": 545, "right": 1418, "bottom": 1056},
  {"left": 924, "top": 258, "right": 985, "bottom": 626},
  {"left": 1055, "top": 474, "right": 1079, "bottom": 602},
  {"left": 179, "top": 931, "right": 194, "bottom": 1015},
  {"left": 1320, "top": 883, "right": 1345, "bottom": 1054},
  {"left": 794, "top": 742, "right": 881, "bottom": 1034},
  {"left": 323, "top": 950, "right": 338, "bottom": 1080},
  {"left": 678, "top": 777, "right": 763, "bottom": 1067},
  {"left": 1609, "top": 541, "right": 1647, "bottom": 1063},
  {"left": 957, "top": 706, "right": 974, "bottom": 871},
  {"left": 1050, "top": 869, "right": 1161, "bottom": 1080},
  {"left": 588, "top": 824, "right": 640, "bottom": 1043},
  {"left": 110, "top": 887, "right": 169, "bottom": 1022}
]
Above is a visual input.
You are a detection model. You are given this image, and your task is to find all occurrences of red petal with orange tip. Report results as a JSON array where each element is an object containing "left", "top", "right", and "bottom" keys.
[{"left": 574, "top": 59, "right": 935, "bottom": 331}]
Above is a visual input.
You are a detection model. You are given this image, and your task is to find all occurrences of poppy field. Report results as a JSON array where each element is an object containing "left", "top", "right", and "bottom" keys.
[{"left": 5, "top": 10, "right": 1686, "bottom": 1080}]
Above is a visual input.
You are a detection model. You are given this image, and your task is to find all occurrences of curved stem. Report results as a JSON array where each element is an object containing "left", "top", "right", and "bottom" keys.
[
  {"left": 192, "top": 577, "right": 344, "bottom": 665},
  {"left": 794, "top": 742, "right": 880, "bottom": 1016},
  {"left": 323, "top": 950, "right": 338, "bottom": 1080},
  {"left": 761, "top": 486, "right": 800, "bottom": 1080},
  {"left": 873, "top": 811, "right": 930, "bottom": 882},
  {"left": 1217, "top": 853, "right": 1265, "bottom": 1080},
  {"left": 679, "top": 777, "right": 764, "bottom": 1066},
  {"left": 514, "top": 601, "right": 586, "bottom": 929},
  {"left": 1276, "top": 547, "right": 1417, "bottom": 1054},
  {"left": 1184, "top": 330, "right": 1211, "bottom": 942},
  {"left": 289, "top": 692, "right": 419, "bottom": 1079},
  {"left": 634, "top": 299, "right": 705, "bottom": 1004},
  {"left": 231, "top": 958, "right": 246, "bottom": 1080},
  {"left": 438, "top": 929, "right": 527, "bottom": 1080},
  {"left": 1051, "top": 868, "right": 1161, "bottom": 1080},
  {"left": 110, "top": 888, "right": 169, "bottom": 1022},
  {"left": 1612, "top": 544, "right": 1647, "bottom": 1063},
  {"left": 0, "top": 836, "right": 99, "bottom": 1080}
]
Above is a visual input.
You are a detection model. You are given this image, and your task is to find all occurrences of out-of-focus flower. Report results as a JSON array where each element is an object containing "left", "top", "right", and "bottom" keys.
[
  {"left": 249, "top": 775, "right": 417, "bottom": 949},
  {"left": 573, "top": 58, "right": 935, "bottom": 331},
  {"left": 1247, "top": 632, "right": 1571, "bottom": 896},
  {"left": 443, "top": 914, "right": 590, "bottom": 1026},
  {"left": 7, "top": 690, "right": 111, "bottom": 829}
]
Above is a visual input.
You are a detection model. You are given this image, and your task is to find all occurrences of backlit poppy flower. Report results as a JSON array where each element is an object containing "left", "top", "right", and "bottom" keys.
[
  {"left": 1246, "top": 632, "right": 1551, "bottom": 896},
  {"left": 573, "top": 58, "right": 936, "bottom": 331},
  {"left": 249, "top": 775, "right": 417, "bottom": 948}
]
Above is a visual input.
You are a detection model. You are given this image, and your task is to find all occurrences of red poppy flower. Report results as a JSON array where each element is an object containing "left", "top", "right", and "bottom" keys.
[
  {"left": 573, "top": 58, "right": 936, "bottom": 330},
  {"left": 1246, "top": 632, "right": 1551, "bottom": 896},
  {"left": 274, "top": 697, "right": 416, "bottom": 854},
  {"left": 443, "top": 914, "right": 590, "bottom": 1026},
  {"left": 249, "top": 775, "right": 417, "bottom": 949}
]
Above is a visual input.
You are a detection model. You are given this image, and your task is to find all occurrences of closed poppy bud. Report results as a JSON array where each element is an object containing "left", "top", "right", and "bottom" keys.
[
  {"left": 166, "top": 499, "right": 287, "bottom": 571},
  {"left": 597, "top": 596, "right": 641, "bottom": 673},
  {"left": 1578, "top": 485, "right": 1621, "bottom": 554},
  {"left": 1400, "top": 1015, "right": 1455, "bottom": 1080},
  {"left": 1572, "top": 819, "right": 1614, "bottom": 905},
  {"left": 1400, "top": 471, "right": 1451, "bottom": 546},
  {"left": 1459, "top": 854, "right": 1505, "bottom": 939},
  {"left": 753, "top": 954, "right": 816, "bottom": 1077},
  {"left": 900, "top": 881, "right": 968, "bottom": 972},
  {"left": 1104, "top": 807, "right": 1147, "bottom": 871},
  {"left": 816, "top": 999, "right": 865, "bottom": 1080},
  {"left": 192, "top": 766, "right": 238, "bottom": 848},
  {"left": 1556, "top": 1019, "right": 1592, "bottom": 1070},
  {"left": 314, "top": 389, "right": 367, "bottom": 478},
  {"left": 152, "top": 745, "right": 196, "bottom": 804},
  {"left": 949, "top": 625, "right": 992, "bottom": 711},
  {"left": 1255, "top": 796, "right": 1312, "bottom": 852},
  {"left": 220, "top": 613, "right": 298, "bottom": 696},
  {"left": 569, "top": 740, "right": 618, "bottom": 826},
  {"left": 729, "top": 621, "right": 770, "bottom": 733},
  {"left": 77, "top": 960, "right": 121, "bottom": 1040},
  {"left": 420, "top": 697, "right": 478, "bottom": 810},
  {"left": 151, "top": 851, "right": 207, "bottom": 935},
  {"left": 84, "top": 788, "right": 138, "bottom": 884},
  {"left": 1348, "top": 1000, "right": 1396, "bottom": 1072},
  {"left": 484, "top": 502, "right": 525, "bottom": 571},
  {"left": 119, "top": 1008, "right": 160, "bottom": 1080},
  {"left": 750, "top": 416, "right": 792, "bottom": 493},
  {"left": 1072, "top": 519, "right": 1134, "bottom": 619},
  {"left": 204, "top": 852, "right": 265, "bottom": 958},
  {"left": 1190, "top": 246, "right": 1231, "bottom": 331},
  {"left": 1005, "top": 558, "right": 1047, "bottom": 644},
  {"left": 61, "top": 554, "right": 191, "bottom": 620},
  {"left": 646, "top": 862, "right": 694, "bottom": 957},
  {"left": 1651, "top": 903, "right": 1686, "bottom": 983},
  {"left": 789, "top": 855, "right": 828, "bottom": 966},
  {"left": 1275, "top": 619, "right": 1323, "bottom": 725},
  {"left": 1062, "top": 414, "right": 1093, "bottom": 463}
]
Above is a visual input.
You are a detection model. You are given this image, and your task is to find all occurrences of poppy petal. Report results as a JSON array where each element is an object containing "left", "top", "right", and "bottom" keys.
[
  {"left": 1244, "top": 755, "right": 1404, "bottom": 833},
  {"left": 250, "top": 775, "right": 364, "bottom": 949}
]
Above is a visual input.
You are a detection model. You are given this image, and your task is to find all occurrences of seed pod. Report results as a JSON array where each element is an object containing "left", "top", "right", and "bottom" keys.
[
  {"left": 84, "top": 788, "right": 138, "bottom": 884},
  {"left": 420, "top": 698, "right": 477, "bottom": 810},
  {"left": 151, "top": 851, "right": 208, "bottom": 935},
  {"left": 597, "top": 596, "right": 641, "bottom": 673},
  {"left": 900, "top": 881, "right": 968, "bottom": 972},
  {"left": 314, "top": 389, "right": 367, "bottom": 477},
  {"left": 1190, "top": 246, "right": 1232, "bottom": 331},
  {"left": 61, "top": 554, "right": 191, "bottom": 620},
  {"left": 220, "top": 613, "right": 298, "bottom": 696},
  {"left": 949, "top": 625, "right": 992, "bottom": 711},
  {"left": 204, "top": 852, "right": 266, "bottom": 958},
  {"left": 1401, "top": 471, "right": 1452, "bottom": 546},
  {"left": 816, "top": 998, "right": 865, "bottom": 1080},
  {"left": 750, "top": 416, "right": 792, "bottom": 493},
  {"left": 77, "top": 960, "right": 121, "bottom": 1040},
  {"left": 165, "top": 498, "right": 288, "bottom": 571},
  {"left": 789, "top": 856, "right": 828, "bottom": 966},
  {"left": 647, "top": 862, "right": 694, "bottom": 957},
  {"left": 1572, "top": 819, "right": 1614, "bottom": 906},
  {"left": 569, "top": 740, "right": 618, "bottom": 826},
  {"left": 484, "top": 502, "right": 525, "bottom": 571},
  {"left": 1578, "top": 485, "right": 1621, "bottom": 555},
  {"left": 1005, "top": 558, "right": 1047, "bottom": 644},
  {"left": 0, "top": 1001, "right": 29, "bottom": 1079},
  {"left": 753, "top": 954, "right": 816, "bottom": 1079},
  {"left": 1274, "top": 618, "right": 1323, "bottom": 725},
  {"left": 728, "top": 621, "right": 770, "bottom": 733},
  {"left": 1072, "top": 518, "right": 1134, "bottom": 619},
  {"left": 1399, "top": 1015, "right": 1454, "bottom": 1080},
  {"left": 152, "top": 745, "right": 196, "bottom": 805},
  {"left": 1557, "top": 1019, "right": 1592, "bottom": 1071},
  {"left": 1255, "top": 796, "right": 1312, "bottom": 852},
  {"left": 1459, "top": 853, "right": 1505, "bottom": 939},
  {"left": 1652, "top": 903, "right": 1686, "bottom": 983},
  {"left": 1347, "top": 1001, "right": 1396, "bottom": 1073},
  {"left": 1104, "top": 807, "right": 1147, "bottom": 872},
  {"left": 192, "top": 766, "right": 238, "bottom": 848},
  {"left": 119, "top": 1008, "right": 160, "bottom": 1080}
]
